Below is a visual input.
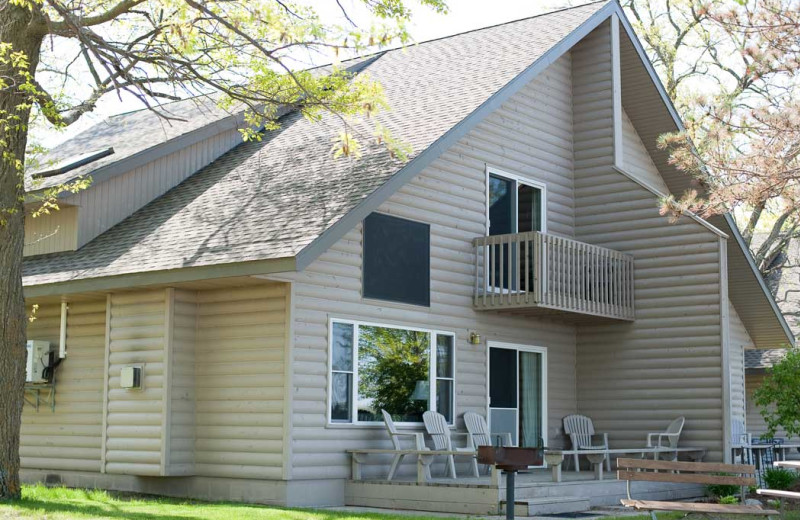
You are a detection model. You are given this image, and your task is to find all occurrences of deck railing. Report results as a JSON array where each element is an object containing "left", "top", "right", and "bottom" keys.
[{"left": 472, "top": 231, "right": 635, "bottom": 320}]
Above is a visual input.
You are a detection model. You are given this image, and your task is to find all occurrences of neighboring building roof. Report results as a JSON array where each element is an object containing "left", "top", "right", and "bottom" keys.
[
  {"left": 23, "top": 0, "right": 608, "bottom": 290},
  {"left": 745, "top": 348, "right": 790, "bottom": 371},
  {"left": 26, "top": 95, "right": 243, "bottom": 191}
]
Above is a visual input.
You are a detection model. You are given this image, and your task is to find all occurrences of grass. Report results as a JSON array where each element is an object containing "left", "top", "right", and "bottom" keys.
[
  {"left": 0, "top": 485, "right": 798, "bottom": 520},
  {"left": 0, "top": 485, "right": 454, "bottom": 520}
]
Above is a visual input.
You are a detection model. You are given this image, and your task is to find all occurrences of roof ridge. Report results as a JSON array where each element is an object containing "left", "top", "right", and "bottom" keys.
[
  {"left": 397, "top": 0, "right": 610, "bottom": 49},
  {"left": 88, "top": 1, "right": 610, "bottom": 122}
]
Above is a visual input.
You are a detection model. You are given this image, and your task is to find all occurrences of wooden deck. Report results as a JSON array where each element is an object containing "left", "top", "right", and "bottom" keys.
[{"left": 345, "top": 469, "right": 704, "bottom": 516}]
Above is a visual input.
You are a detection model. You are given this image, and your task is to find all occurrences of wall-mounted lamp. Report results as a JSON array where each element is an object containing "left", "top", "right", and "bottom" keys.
[{"left": 469, "top": 331, "right": 481, "bottom": 345}]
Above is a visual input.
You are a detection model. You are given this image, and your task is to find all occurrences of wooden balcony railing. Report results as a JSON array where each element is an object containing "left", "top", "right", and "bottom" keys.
[{"left": 472, "top": 231, "right": 635, "bottom": 321}]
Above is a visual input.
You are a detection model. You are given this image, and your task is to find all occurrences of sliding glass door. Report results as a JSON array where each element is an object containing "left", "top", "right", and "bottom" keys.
[
  {"left": 487, "top": 172, "right": 545, "bottom": 292},
  {"left": 488, "top": 343, "right": 547, "bottom": 460}
]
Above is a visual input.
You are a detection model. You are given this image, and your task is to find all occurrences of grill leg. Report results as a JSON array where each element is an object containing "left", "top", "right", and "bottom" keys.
[{"left": 506, "top": 470, "right": 515, "bottom": 520}]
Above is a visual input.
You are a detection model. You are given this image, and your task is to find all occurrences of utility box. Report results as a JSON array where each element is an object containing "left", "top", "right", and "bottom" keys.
[
  {"left": 120, "top": 366, "right": 142, "bottom": 389},
  {"left": 25, "top": 341, "right": 52, "bottom": 383}
]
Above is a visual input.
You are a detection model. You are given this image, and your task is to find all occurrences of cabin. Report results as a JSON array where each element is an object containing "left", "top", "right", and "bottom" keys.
[{"left": 20, "top": 0, "right": 794, "bottom": 515}]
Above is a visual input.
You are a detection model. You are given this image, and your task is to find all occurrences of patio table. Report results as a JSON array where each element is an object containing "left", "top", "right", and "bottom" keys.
[{"left": 733, "top": 443, "right": 800, "bottom": 468}]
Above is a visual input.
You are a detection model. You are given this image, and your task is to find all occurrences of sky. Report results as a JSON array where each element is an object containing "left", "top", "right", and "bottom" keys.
[{"left": 38, "top": 0, "right": 571, "bottom": 147}]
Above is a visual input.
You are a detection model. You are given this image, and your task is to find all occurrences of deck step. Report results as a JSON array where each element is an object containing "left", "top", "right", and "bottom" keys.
[{"left": 501, "top": 497, "right": 592, "bottom": 516}]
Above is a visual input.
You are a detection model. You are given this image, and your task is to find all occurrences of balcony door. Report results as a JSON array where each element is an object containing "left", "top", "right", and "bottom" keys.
[
  {"left": 488, "top": 342, "right": 547, "bottom": 462},
  {"left": 487, "top": 170, "right": 545, "bottom": 291}
]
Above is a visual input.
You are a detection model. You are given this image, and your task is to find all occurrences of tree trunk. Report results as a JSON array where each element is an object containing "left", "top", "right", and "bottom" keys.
[{"left": 0, "top": 1, "right": 44, "bottom": 501}]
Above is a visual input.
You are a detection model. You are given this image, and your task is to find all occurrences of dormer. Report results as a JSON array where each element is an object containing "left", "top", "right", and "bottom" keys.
[{"left": 24, "top": 96, "right": 247, "bottom": 257}]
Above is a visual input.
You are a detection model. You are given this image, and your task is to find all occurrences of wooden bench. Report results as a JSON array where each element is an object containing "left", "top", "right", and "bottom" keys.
[{"left": 618, "top": 458, "right": 781, "bottom": 519}]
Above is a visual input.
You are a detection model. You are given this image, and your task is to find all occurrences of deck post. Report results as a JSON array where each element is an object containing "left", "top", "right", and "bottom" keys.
[{"left": 544, "top": 451, "right": 564, "bottom": 482}]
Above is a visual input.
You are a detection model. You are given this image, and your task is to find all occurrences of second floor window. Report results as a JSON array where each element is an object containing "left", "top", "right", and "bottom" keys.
[
  {"left": 363, "top": 212, "right": 430, "bottom": 306},
  {"left": 488, "top": 170, "right": 545, "bottom": 236}
]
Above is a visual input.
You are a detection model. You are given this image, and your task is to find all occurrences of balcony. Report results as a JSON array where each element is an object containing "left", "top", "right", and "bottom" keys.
[{"left": 472, "top": 232, "right": 635, "bottom": 321}]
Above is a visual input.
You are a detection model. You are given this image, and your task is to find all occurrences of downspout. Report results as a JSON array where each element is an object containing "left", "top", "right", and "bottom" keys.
[{"left": 59, "top": 300, "right": 68, "bottom": 358}]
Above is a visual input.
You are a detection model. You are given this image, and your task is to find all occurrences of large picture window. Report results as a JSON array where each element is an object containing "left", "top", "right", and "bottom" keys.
[{"left": 329, "top": 319, "right": 455, "bottom": 425}]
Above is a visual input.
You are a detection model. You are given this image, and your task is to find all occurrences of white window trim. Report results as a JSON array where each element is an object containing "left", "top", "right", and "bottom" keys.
[
  {"left": 485, "top": 165, "right": 548, "bottom": 236},
  {"left": 327, "top": 317, "right": 456, "bottom": 427},
  {"left": 485, "top": 340, "right": 548, "bottom": 464}
]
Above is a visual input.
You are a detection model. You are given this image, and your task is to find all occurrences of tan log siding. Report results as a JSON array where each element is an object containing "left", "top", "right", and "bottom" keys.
[
  {"left": 574, "top": 176, "right": 724, "bottom": 460},
  {"left": 168, "top": 290, "right": 197, "bottom": 475},
  {"left": 729, "top": 302, "right": 751, "bottom": 430},
  {"left": 572, "top": 22, "right": 613, "bottom": 179},
  {"left": 288, "top": 54, "right": 578, "bottom": 480},
  {"left": 194, "top": 284, "right": 287, "bottom": 480},
  {"left": 21, "top": 300, "right": 106, "bottom": 472},
  {"left": 105, "top": 290, "right": 166, "bottom": 476},
  {"left": 23, "top": 206, "right": 79, "bottom": 256},
  {"left": 621, "top": 109, "right": 669, "bottom": 193},
  {"left": 63, "top": 128, "right": 241, "bottom": 249},
  {"left": 572, "top": 19, "right": 724, "bottom": 461}
]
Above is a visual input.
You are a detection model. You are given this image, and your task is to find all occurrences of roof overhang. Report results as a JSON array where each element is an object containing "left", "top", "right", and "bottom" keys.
[
  {"left": 23, "top": 256, "right": 296, "bottom": 298},
  {"left": 614, "top": 3, "right": 795, "bottom": 348}
]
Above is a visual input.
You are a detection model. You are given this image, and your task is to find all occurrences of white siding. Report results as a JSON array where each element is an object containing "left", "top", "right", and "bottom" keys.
[
  {"left": 22, "top": 300, "right": 106, "bottom": 472},
  {"left": 729, "top": 302, "right": 751, "bottom": 430},
  {"left": 64, "top": 128, "right": 242, "bottom": 249},
  {"left": 572, "top": 22, "right": 613, "bottom": 186},
  {"left": 23, "top": 206, "right": 79, "bottom": 256},
  {"left": 287, "top": 54, "right": 578, "bottom": 480},
  {"left": 168, "top": 289, "right": 197, "bottom": 475},
  {"left": 572, "top": 22, "right": 725, "bottom": 461},
  {"left": 194, "top": 284, "right": 288, "bottom": 480},
  {"left": 621, "top": 109, "right": 670, "bottom": 193},
  {"left": 105, "top": 290, "right": 167, "bottom": 476}
]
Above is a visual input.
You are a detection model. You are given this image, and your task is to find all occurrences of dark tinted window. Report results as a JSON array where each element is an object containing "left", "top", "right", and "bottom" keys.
[
  {"left": 363, "top": 213, "right": 430, "bottom": 306},
  {"left": 490, "top": 347, "right": 517, "bottom": 409}
]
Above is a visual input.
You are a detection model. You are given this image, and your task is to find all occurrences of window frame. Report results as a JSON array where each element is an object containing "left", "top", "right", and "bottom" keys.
[
  {"left": 485, "top": 166, "right": 547, "bottom": 236},
  {"left": 485, "top": 340, "right": 548, "bottom": 459},
  {"left": 327, "top": 317, "right": 456, "bottom": 427}
]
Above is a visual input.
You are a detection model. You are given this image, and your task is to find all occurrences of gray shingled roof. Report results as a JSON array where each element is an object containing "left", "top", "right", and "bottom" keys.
[
  {"left": 745, "top": 348, "right": 790, "bottom": 370},
  {"left": 23, "top": 1, "right": 607, "bottom": 287},
  {"left": 27, "top": 95, "right": 241, "bottom": 191}
]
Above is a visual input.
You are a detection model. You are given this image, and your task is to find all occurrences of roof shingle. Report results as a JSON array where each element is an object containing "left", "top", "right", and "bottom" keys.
[{"left": 23, "top": 2, "right": 607, "bottom": 287}]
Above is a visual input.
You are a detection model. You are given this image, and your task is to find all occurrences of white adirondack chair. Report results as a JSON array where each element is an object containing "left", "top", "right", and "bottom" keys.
[
  {"left": 463, "top": 411, "right": 513, "bottom": 449},
  {"left": 464, "top": 412, "right": 513, "bottom": 475},
  {"left": 731, "top": 418, "right": 753, "bottom": 464},
  {"left": 563, "top": 414, "right": 610, "bottom": 472},
  {"left": 646, "top": 416, "right": 685, "bottom": 448},
  {"left": 422, "top": 411, "right": 479, "bottom": 478},
  {"left": 381, "top": 409, "right": 428, "bottom": 481}
]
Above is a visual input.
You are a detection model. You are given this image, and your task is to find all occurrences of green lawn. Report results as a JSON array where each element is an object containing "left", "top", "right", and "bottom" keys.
[{"left": 0, "top": 485, "right": 795, "bottom": 520}]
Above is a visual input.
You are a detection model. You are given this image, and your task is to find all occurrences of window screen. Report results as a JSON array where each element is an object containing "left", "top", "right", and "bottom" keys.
[{"left": 363, "top": 213, "right": 430, "bottom": 306}]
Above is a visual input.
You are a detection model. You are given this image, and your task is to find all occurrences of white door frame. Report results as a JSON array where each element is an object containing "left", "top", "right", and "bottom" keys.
[{"left": 486, "top": 340, "right": 548, "bottom": 462}]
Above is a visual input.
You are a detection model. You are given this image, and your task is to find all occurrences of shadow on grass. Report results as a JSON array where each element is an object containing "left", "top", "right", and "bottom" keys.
[
  {"left": 7, "top": 494, "right": 448, "bottom": 520},
  {"left": 8, "top": 498, "right": 203, "bottom": 520}
]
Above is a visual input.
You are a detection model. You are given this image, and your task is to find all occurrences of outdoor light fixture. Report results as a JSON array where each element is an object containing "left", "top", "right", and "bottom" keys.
[
  {"left": 410, "top": 381, "right": 430, "bottom": 400},
  {"left": 469, "top": 331, "right": 481, "bottom": 345}
]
